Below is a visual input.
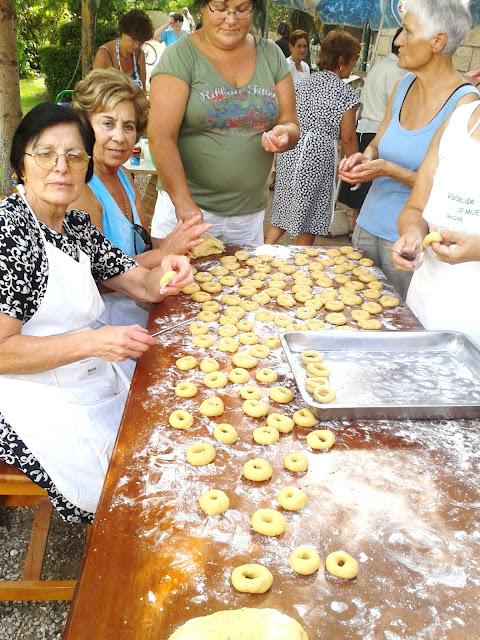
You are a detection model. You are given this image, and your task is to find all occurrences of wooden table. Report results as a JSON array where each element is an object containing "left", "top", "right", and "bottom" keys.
[{"left": 63, "top": 246, "right": 480, "bottom": 640}]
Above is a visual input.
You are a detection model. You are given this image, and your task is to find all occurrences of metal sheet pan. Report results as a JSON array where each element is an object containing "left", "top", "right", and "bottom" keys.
[{"left": 281, "top": 330, "right": 480, "bottom": 420}]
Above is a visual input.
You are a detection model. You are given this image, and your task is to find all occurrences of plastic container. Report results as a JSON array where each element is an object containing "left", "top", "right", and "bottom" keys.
[{"left": 130, "top": 146, "right": 141, "bottom": 166}]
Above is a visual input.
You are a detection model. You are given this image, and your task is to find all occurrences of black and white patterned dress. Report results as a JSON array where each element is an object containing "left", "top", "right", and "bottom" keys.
[
  {"left": 271, "top": 71, "right": 359, "bottom": 236},
  {"left": 0, "top": 194, "right": 136, "bottom": 523}
]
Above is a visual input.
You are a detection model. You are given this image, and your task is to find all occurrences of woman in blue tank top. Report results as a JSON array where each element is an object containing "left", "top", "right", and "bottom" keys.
[{"left": 339, "top": 0, "right": 478, "bottom": 300}]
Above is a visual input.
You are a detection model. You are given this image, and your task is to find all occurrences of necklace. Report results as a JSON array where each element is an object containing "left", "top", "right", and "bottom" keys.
[{"left": 116, "top": 175, "right": 132, "bottom": 222}]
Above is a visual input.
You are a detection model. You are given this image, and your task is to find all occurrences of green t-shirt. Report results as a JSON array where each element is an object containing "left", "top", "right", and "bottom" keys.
[{"left": 151, "top": 37, "right": 289, "bottom": 216}]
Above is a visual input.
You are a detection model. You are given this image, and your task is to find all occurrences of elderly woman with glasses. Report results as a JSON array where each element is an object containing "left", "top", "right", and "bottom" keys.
[
  {"left": 70, "top": 69, "right": 209, "bottom": 377},
  {"left": 0, "top": 103, "right": 192, "bottom": 523},
  {"left": 148, "top": 0, "right": 299, "bottom": 246}
]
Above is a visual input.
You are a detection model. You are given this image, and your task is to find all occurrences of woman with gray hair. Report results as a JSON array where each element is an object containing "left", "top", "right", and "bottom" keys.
[{"left": 339, "top": 0, "right": 478, "bottom": 300}]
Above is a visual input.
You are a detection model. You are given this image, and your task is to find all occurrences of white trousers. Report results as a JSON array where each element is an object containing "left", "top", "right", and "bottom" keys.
[{"left": 151, "top": 190, "right": 265, "bottom": 245}]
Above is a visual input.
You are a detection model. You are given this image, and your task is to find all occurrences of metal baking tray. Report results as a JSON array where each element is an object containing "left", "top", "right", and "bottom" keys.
[{"left": 281, "top": 330, "right": 480, "bottom": 420}]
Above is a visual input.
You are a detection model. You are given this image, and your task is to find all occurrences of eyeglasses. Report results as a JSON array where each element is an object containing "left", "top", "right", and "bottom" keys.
[
  {"left": 133, "top": 223, "right": 152, "bottom": 254},
  {"left": 207, "top": 2, "right": 253, "bottom": 20},
  {"left": 25, "top": 149, "right": 91, "bottom": 171}
]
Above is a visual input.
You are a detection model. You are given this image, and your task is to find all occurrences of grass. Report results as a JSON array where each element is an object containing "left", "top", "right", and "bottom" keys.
[{"left": 20, "top": 76, "right": 49, "bottom": 114}]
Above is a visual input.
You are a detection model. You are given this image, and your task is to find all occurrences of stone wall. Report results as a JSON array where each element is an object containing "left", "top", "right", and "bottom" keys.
[{"left": 374, "top": 26, "right": 480, "bottom": 72}]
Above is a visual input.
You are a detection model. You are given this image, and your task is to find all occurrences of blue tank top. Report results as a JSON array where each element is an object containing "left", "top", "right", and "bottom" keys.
[
  {"left": 88, "top": 168, "right": 148, "bottom": 256},
  {"left": 357, "top": 73, "right": 478, "bottom": 241}
]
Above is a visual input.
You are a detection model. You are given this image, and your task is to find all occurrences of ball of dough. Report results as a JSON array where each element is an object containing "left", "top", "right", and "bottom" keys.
[
  {"left": 200, "top": 396, "right": 225, "bottom": 417},
  {"left": 243, "top": 458, "right": 273, "bottom": 481},
  {"left": 253, "top": 425, "right": 280, "bottom": 445},
  {"left": 231, "top": 565, "right": 273, "bottom": 594},
  {"left": 213, "top": 423, "right": 238, "bottom": 444},
  {"left": 269, "top": 386, "right": 294, "bottom": 404},
  {"left": 186, "top": 442, "right": 216, "bottom": 466},
  {"left": 199, "top": 489, "right": 229, "bottom": 515},
  {"left": 243, "top": 399, "right": 269, "bottom": 418},
  {"left": 228, "top": 367, "right": 250, "bottom": 384},
  {"left": 289, "top": 546, "right": 321, "bottom": 575},
  {"left": 251, "top": 508, "right": 286, "bottom": 536},
  {"left": 277, "top": 486, "right": 308, "bottom": 511},
  {"left": 267, "top": 412, "right": 294, "bottom": 433},
  {"left": 284, "top": 451, "right": 309, "bottom": 472},
  {"left": 306, "top": 429, "right": 335, "bottom": 450},
  {"left": 175, "top": 381, "right": 198, "bottom": 398},
  {"left": 176, "top": 356, "right": 197, "bottom": 371},
  {"left": 200, "top": 357, "right": 220, "bottom": 373},
  {"left": 325, "top": 550, "right": 358, "bottom": 579},
  {"left": 293, "top": 408, "right": 317, "bottom": 428},
  {"left": 169, "top": 409, "right": 194, "bottom": 430},
  {"left": 204, "top": 371, "right": 228, "bottom": 389}
]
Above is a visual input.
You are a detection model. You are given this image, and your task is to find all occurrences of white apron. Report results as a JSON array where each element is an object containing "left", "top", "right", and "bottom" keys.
[
  {"left": 0, "top": 195, "right": 129, "bottom": 513},
  {"left": 407, "top": 101, "right": 480, "bottom": 346}
]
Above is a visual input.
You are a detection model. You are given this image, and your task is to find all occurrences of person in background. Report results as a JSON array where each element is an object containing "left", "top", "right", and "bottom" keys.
[
  {"left": 338, "top": 0, "right": 478, "bottom": 300},
  {"left": 266, "top": 31, "right": 360, "bottom": 246},
  {"left": 182, "top": 6, "right": 196, "bottom": 32},
  {"left": 93, "top": 9, "right": 153, "bottom": 90},
  {"left": 0, "top": 104, "right": 191, "bottom": 523},
  {"left": 148, "top": 0, "right": 299, "bottom": 246},
  {"left": 154, "top": 13, "right": 187, "bottom": 47},
  {"left": 392, "top": 99, "right": 480, "bottom": 344},
  {"left": 275, "top": 21, "right": 291, "bottom": 58},
  {"left": 70, "top": 68, "right": 209, "bottom": 377},
  {"left": 287, "top": 29, "right": 310, "bottom": 85},
  {"left": 338, "top": 27, "right": 405, "bottom": 234}
]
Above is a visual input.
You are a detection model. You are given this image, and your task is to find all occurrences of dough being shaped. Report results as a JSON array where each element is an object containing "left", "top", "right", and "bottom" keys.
[
  {"left": 189, "top": 235, "right": 225, "bottom": 258},
  {"left": 213, "top": 422, "right": 238, "bottom": 444},
  {"left": 199, "top": 489, "right": 229, "bottom": 515},
  {"left": 289, "top": 546, "right": 321, "bottom": 575},
  {"left": 186, "top": 442, "right": 216, "bottom": 466},
  {"left": 159, "top": 270, "right": 176, "bottom": 289},
  {"left": 251, "top": 508, "right": 286, "bottom": 536},
  {"left": 230, "top": 567, "right": 273, "bottom": 595},
  {"left": 422, "top": 230, "right": 443, "bottom": 248}
]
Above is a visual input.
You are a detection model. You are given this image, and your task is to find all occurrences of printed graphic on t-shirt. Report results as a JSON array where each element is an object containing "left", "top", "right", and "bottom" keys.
[{"left": 200, "top": 84, "right": 278, "bottom": 135}]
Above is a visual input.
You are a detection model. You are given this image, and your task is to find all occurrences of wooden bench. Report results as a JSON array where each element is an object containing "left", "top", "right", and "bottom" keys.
[{"left": 0, "top": 461, "right": 76, "bottom": 601}]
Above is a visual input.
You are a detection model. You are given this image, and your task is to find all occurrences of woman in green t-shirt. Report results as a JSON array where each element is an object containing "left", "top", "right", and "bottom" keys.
[{"left": 148, "top": 0, "right": 299, "bottom": 246}]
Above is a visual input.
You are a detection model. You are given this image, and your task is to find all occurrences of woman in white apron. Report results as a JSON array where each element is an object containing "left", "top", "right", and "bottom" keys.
[
  {"left": 0, "top": 104, "right": 192, "bottom": 523},
  {"left": 70, "top": 69, "right": 209, "bottom": 379},
  {"left": 392, "top": 100, "right": 480, "bottom": 346}
]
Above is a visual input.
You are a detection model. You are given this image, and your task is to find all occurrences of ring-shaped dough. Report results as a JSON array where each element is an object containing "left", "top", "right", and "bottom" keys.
[
  {"left": 224, "top": 306, "right": 246, "bottom": 319},
  {"left": 253, "top": 425, "right": 280, "bottom": 445},
  {"left": 300, "top": 350, "right": 324, "bottom": 365},
  {"left": 363, "top": 288, "right": 381, "bottom": 300},
  {"left": 277, "top": 486, "right": 308, "bottom": 511},
  {"left": 234, "top": 250, "right": 249, "bottom": 261},
  {"left": 240, "top": 385, "right": 262, "bottom": 400},
  {"left": 305, "top": 376, "right": 329, "bottom": 393},
  {"left": 219, "top": 275, "right": 237, "bottom": 287},
  {"left": 191, "top": 291, "right": 212, "bottom": 303},
  {"left": 219, "top": 324, "right": 238, "bottom": 337},
  {"left": 306, "top": 362, "right": 331, "bottom": 378},
  {"left": 312, "top": 385, "right": 336, "bottom": 404},
  {"left": 351, "top": 309, "right": 370, "bottom": 322},
  {"left": 243, "top": 458, "right": 273, "bottom": 481},
  {"left": 277, "top": 293, "right": 296, "bottom": 308},
  {"left": 306, "top": 429, "right": 336, "bottom": 450},
  {"left": 255, "top": 310, "right": 274, "bottom": 322},
  {"left": 251, "top": 508, "right": 286, "bottom": 536},
  {"left": 159, "top": 270, "right": 177, "bottom": 289},
  {"left": 169, "top": 409, "right": 194, "bottom": 430},
  {"left": 217, "top": 337, "right": 239, "bottom": 353},
  {"left": 284, "top": 452, "right": 309, "bottom": 472},
  {"left": 228, "top": 367, "right": 250, "bottom": 384},
  {"left": 237, "top": 320, "right": 254, "bottom": 332},
  {"left": 243, "top": 399, "right": 269, "bottom": 418},
  {"left": 213, "top": 423, "right": 238, "bottom": 444},
  {"left": 182, "top": 282, "right": 200, "bottom": 295},
  {"left": 239, "top": 332, "right": 260, "bottom": 345},
  {"left": 293, "top": 408, "right": 318, "bottom": 428},
  {"left": 357, "top": 318, "right": 383, "bottom": 330},
  {"left": 195, "top": 271, "right": 213, "bottom": 283},
  {"left": 197, "top": 310, "right": 219, "bottom": 323},
  {"left": 359, "top": 257, "right": 374, "bottom": 267},
  {"left": 200, "top": 281, "right": 222, "bottom": 294},
  {"left": 362, "top": 301, "right": 382, "bottom": 315},
  {"left": 249, "top": 344, "right": 270, "bottom": 359},
  {"left": 190, "top": 322, "right": 209, "bottom": 335},
  {"left": 269, "top": 386, "right": 294, "bottom": 404},
  {"left": 325, "top": 312, "right": 347, "bottom": 326},
  {"left": 231, "top": 564, "right": 273, "bottom": 594},
  {"left": 267, "top": 413, "right": 294, "bottom": 433},
  {"left": 176, "top": 355, "right": 197, "bottom": 371},
  {"left": 193, "top": 334, "right": 214, "bottom": 348},
  {"left": 306, "top": 319, "right": 325, "bottom": 330},
  {"left": 325, "top": 551, "right": 358, "bottom": 579},
  {"left": 295, "top": 306, "right": 316, "bottom": 320},
  {"left": 200, "top": 357, "right": 220, "bottom": 373},
  {"left": 263, "top": 335, "right": 281, "bottom": 349},
  {"left": 199, "top": 489, "right": 229, "bottom": 515},
  {"left": 204, "top": 371, "right": 228, "bottom": 388},
  {"left": 289, "top": 546, "right": 321, "bottom": 575},
  {"left": 186, "top": 442, "right": 216, "bottom": 466},
  {"left": 202, "top": 300, "right": 221, "bottom": 313},
  {"left": 252, "top": 292, "right": 270, "bottom": 305},
  {"left": 380, "top": 294, "right": 400, "bottom": 308},
  {"left": 255, "top": 368, "right": 278, "bottom": 383},
  {"left": 175, "top": 381, "right": 198, "bottom": 398},
  {"left": 232, "top": 352, "right": 258, "bottom": 369},
  {"left": 325, "top": 300, "right": 345, "bottom": 312},
  {"left": 222, "top": 294, "right": 242, "bottom": 306},
  {"left": 199, "top": 396, "right": 225, "bottom": 417}
]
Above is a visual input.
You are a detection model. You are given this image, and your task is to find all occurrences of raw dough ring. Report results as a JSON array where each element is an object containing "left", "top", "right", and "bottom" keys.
[
  {"left": 243, "top": 399, "right": 269, "bottom": 418},
  {"left": 176, "top": 355, "right": 197, "bottom": 371},
  {"left": 193, "top": 334, "right": 214, "bottom": 348},
  {"left": 239, "top": 332, "right": 260, "bottom": 345},
  {"left": 169, "top": 409, "right": 194, "bottom": 430},
  {"left": 277, "top": 486, "right": 307, "bottom": 511},
  {"left": 306, "top": 362, "right": 331, "bottom": 378},
  {"left": 269, "top": 386, "right": 294, "bottom": 404},
  {"left": 380, "top": 294, "right": 400, "bottom": 308},
  {"left": 357, "top": 318, "right": 382, "bottom": 330},
  {"left": 217, "top": 337, "right": 239, "bottom": 353},
  {"left": 200, "top": 396, "right": 225, "bottom": 417},
  {"left": 255, "top": 368, "right": 278, "bottom": 384},
  {"left": 228, "top": 367, "right": 250, "bottom": 384},
  {"left": 200, "top": 357, "right": 220, "bottom": 373},
  {"left": 253, "top": 425, "right": 280, "bottom": 445},
  {"left": 306, "top": 429, "right": 335, "bottom": 450},
  {"left": 361, "top": 301, "right": 382, "bottom": 315},
  {"left": 325, "top": 312, "right": 347, "bottom": 326},
  {"left": 325, "top": 550, "right": 358, "bottom": 579},
  {"left": 219, "top": 324, "right": 238, "bottom": 338},
  {"left": 263, "top": 335, "right": 281, "bottom": 349},
  {"left": 284, "top": 452, "right": 309, "bottom": 472},
  {"left": 293, "top": 408, "right": 318, "bottom": 428},
  {"left": 251, "top": 508, "right": 286, "bottom": 536},
  {"left": 423, "top": 230, "right": 443, "bottom": 248},
  {"left": 240, "top": 385, "right": 262, "bottom": 400},
  {"left": 267, "top": 413, "right": 294, "bottom": 433},
  {"left": 199, "top": 489, "right": 230, "bottom": 515},
  {"left": 243, "top": 458, "right": 273, "bottom": 481},
  {"left": 232, "top": 352, "right": 258, "bottom": 369},
  {"left": 289, "top": 546, "right": 321, "bottom": 575},
  {"left": 231, "top": 564, "right": 273, "bottom": 594},
  {"left": 312, "top": 385, "right": 336, "bottom": 404},
  {"left": 301, "top": 350, "right": 324, "bottom": 365},
  {"left": 213, "top": 423, "right": 238, "bottom": 444},
  {"left": 186, "top": 442, "right": 216, "bottom": 466},
  {"left": 175, "top": 381, "right": 198, "bottom": 398},
  {"left": 204, "top": 371, "right": 228, "bottom": 388},
  {"left": 248, "top": 344, "right": 270, "bottom": 359}
]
